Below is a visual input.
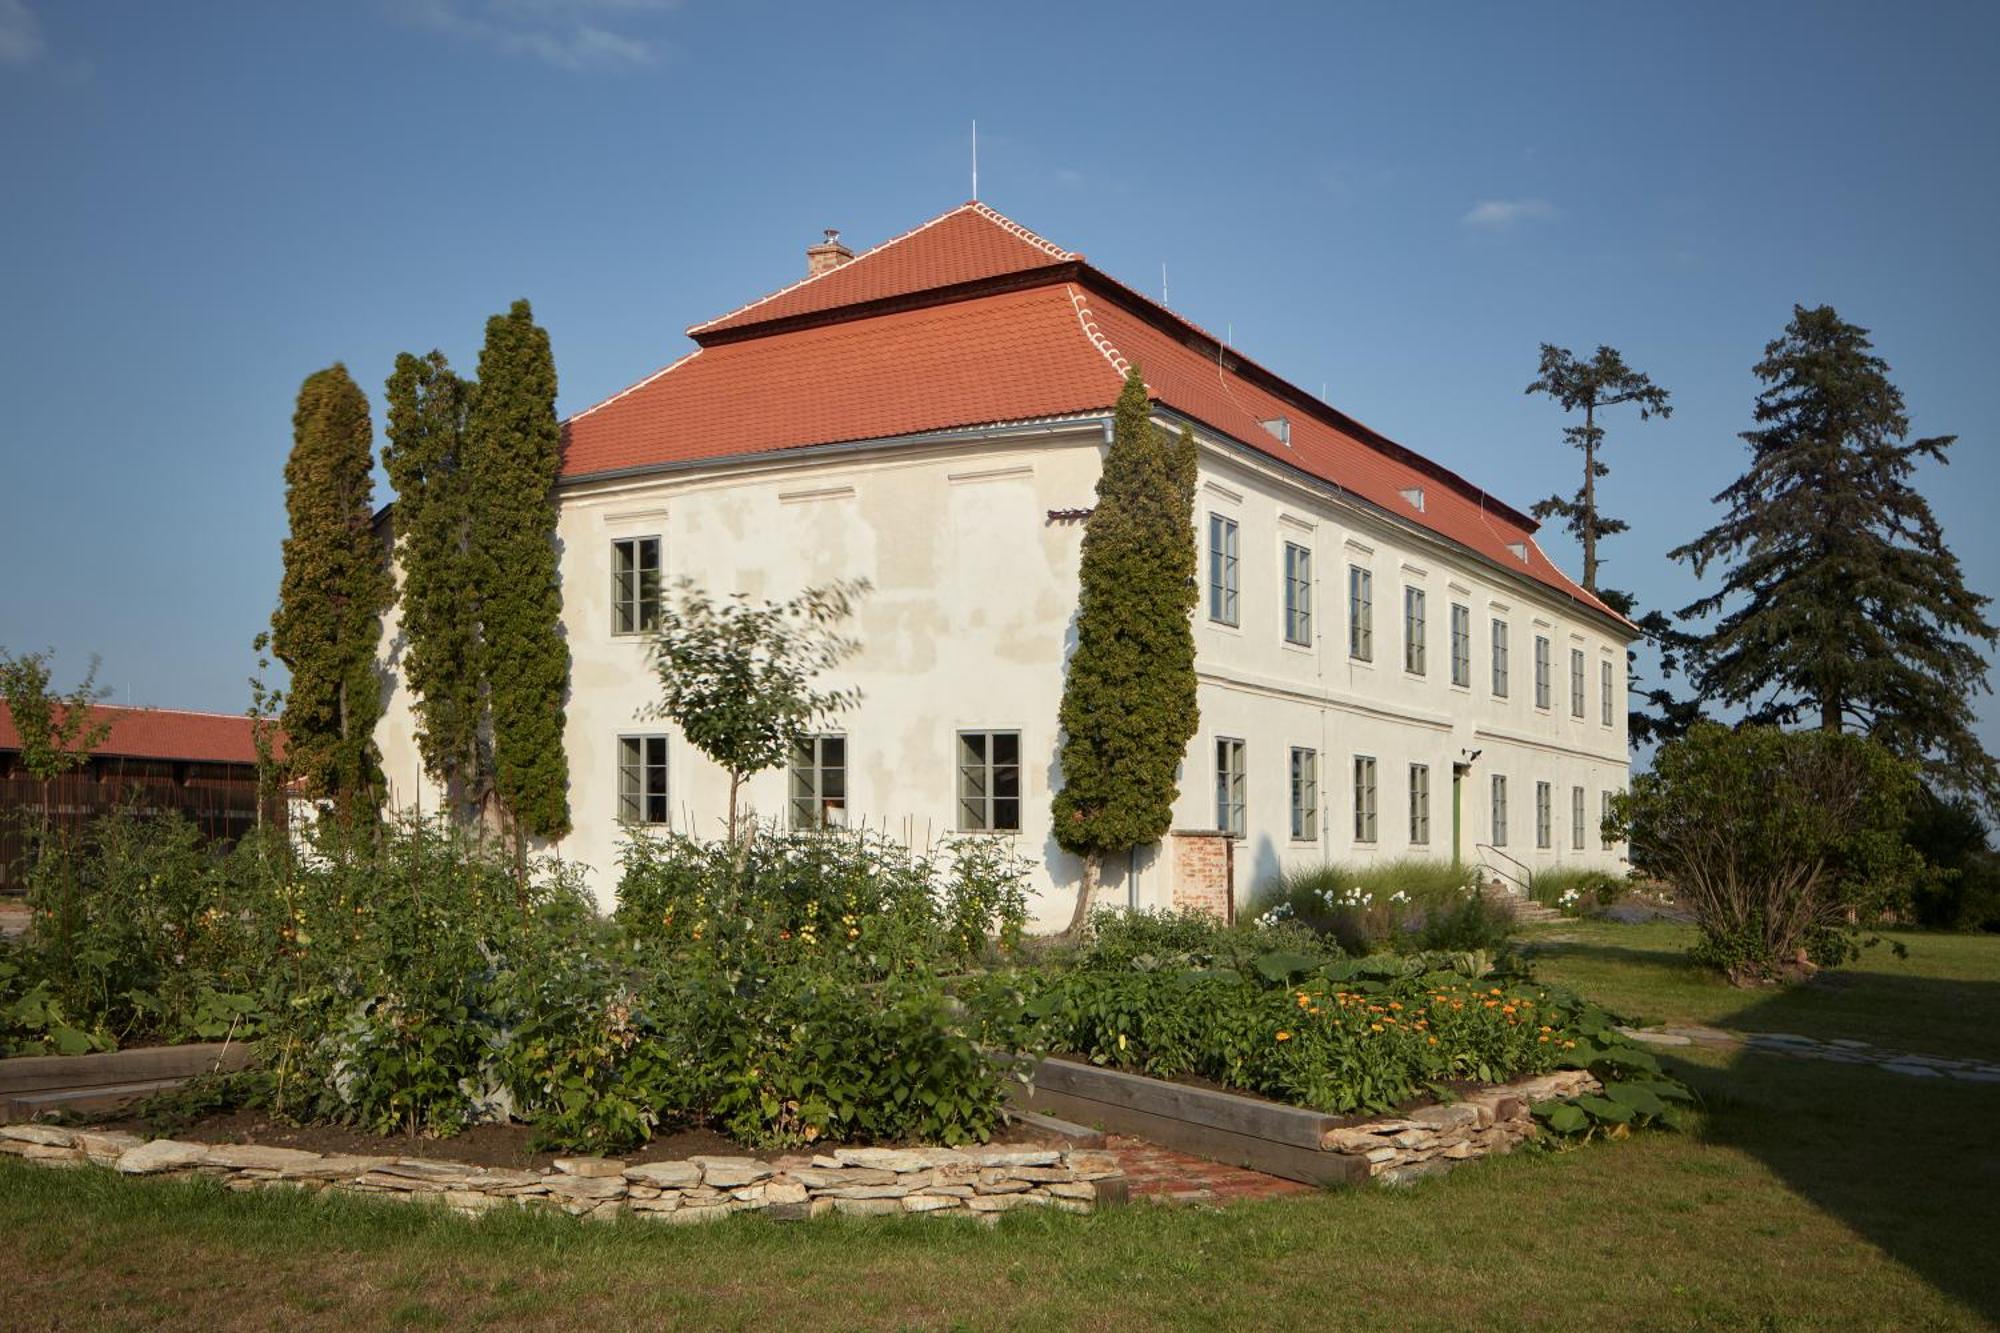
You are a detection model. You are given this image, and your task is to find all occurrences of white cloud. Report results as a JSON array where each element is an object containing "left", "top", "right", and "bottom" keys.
[
  {"left": 1461, "top": 197, "right": 1560, "bottom": 229},
  {"left": 0, "top": 0, "right": 47, "bottom": 65},
  {"left": 403, "top": 0, "right": 673, "bottom": 71}
]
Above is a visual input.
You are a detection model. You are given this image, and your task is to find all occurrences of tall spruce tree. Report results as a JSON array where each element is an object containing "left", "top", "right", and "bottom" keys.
[
  {"left": 466, "top": 300, "right": 572, "bottom": 853},
  {"left": 1671, "top": 304, "right": 1997, "bottom": 809},
  {"left": 382, "top": 350, "right": 487, "bottom": 819},
  {"left": 1525, "top": 343, "right": 1672, "bottom": 594},
  {"left": 271, "top": 364, "right": 390, "bottom": 823},
  {"left": 1052, "top": 367, "right": 1200, "bottom": 933}
]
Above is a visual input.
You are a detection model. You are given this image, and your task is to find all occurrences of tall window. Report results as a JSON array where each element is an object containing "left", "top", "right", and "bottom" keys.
[
  {"left": 611, "top": 536, "right": 662, "bottom": 635},
  {"left": 1535, "top": 781, "right": 1553, "bottom": 849},
  {"left": 789, "top": 734, "right": 847, "bottom": 829},
  {"left": 1216, "top": 737, "right": 1247, "bottom": 837},
  {"left": 1289, "top": 747, "right": 1318, "bottom": 841},
  {"left": 1491, "top": 774, "right": 1508, "bottom": 847},
  {"left": 1409, "top": 763, "right": 1431, "bottom": 845},
  {"left": 617, "top": 735, "right": 668, "bottom": 825},
  {"left": 1601, "top": 789, "right": 1617, "bottom": 849},
  {"left": 1601, "top": 659, "right": 1615, "bottom": 726},
  {"left": 1283, "top": 543, "right": 1313, "bottom": 646},
  {"left": 1570, "top": 648, "right": 1586, "bottom": 718},
  {"left": 1208, "top": 514, "right": 1239, "bottom": 625},
  {"left": 1491, "top": 618, "right": 1510, "bottom": 697},
  {"left": 1353, "top": 755, "right": 1378, "bottom": 843},
  {"left": 957, "top": 731, "right": 1020, "bottom": 832},
  {"left": 1534, "top": 635, "right": 1552, "bottom": 709},
  {"left": 1404, "top": 587, "right": 1427, "bottom": 675},
  {"left": 1571, "top": 785, "right": 1586, "bottom": 851},
  {"left": 1450, "top": 603, "right": 1471, "bottom": 687},
  {"left": 1348, "top": 566, "right": 1374, "bottom": 661}
]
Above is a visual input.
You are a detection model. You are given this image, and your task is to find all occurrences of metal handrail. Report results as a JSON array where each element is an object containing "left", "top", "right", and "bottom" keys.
[{"left": 1473, "top": 842, "right": 1532, "bottom": 895}]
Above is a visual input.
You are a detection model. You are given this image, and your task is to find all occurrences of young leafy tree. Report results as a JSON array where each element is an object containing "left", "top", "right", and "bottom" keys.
[
  {"left": 1670, "top": 305, "right": 1997, "bottom": 809},
  {"left": 271, "top": 364, "right": 390, "bottom": 825},
  {"left": 1525, "top": 343, "right": 1672, "bottom": 595},
  {"left": 382, "top": 350, "right": 487, "bottom": 821},
  {"left": 0, "top": 648, "right": 111, "bottom": 838},
  {"left": 466, "top": 301, "right": 572, "bottom": 855},
  {"left": 646, "top": 578, "right": 869, "bottom": 842},
  {"left": 1051, "top": 367, "right": 1201, "bottom": 934}
]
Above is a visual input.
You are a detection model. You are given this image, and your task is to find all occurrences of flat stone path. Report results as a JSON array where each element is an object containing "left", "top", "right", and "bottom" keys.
[
  {"left": 1622, "top": 1024, "right": 2000, "bottom": 1084},
  {"left": 1102, "top": 1135, "right": 1316, "bottom": 1206}
]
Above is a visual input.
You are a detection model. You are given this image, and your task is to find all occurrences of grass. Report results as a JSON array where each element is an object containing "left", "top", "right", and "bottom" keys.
[
  {"left": 5, "top": 926, "right": 1998, "bottom": 1329},
  {"left": 1519, "top": 865, "right": 1621, "bottom": 911},
  {"left": 1521, "top": 917, "right": 2000, "bottom": 1062}
]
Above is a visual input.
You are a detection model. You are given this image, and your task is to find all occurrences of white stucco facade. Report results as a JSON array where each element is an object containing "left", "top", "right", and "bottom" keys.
[{"left": 376, "top": 414, "right": 1632, "bottom": 928}]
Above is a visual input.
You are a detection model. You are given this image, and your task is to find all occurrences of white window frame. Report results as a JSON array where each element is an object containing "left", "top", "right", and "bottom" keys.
[
  {"left": 1491, "top": 774, "right": 1508, "bottom": 847},
  {"left": 1536, "top": 780, "right": 1553, "bottom": 850},
  {"left": 1491, "top": 618, "right": 1510, "bottom": 698},
  {"left": 1534, "top": 634, "right": 1552, "bottom": 710},
  {"left": 957, "top": 730, "right": 1021, "bottom": 832},
  {"left": 1348, "top": 566, "right": 1374, "bottom": 662},
  {"left": 1450, "top": 603, "right": 1471, "bottom": 688},
  {"left": 1569, "top": 647, "right": 1586, "bottom": 719},
  {"left": 1404, "top": 586, "right": 1427, "bottom": 675},
  {"left": 789, "top": 733, "right": 848, "bottom": 830},
  {"left": 1571, "top": 785, "right": 1587, "bottom": 851},
  {"left": 617, "top": 734, "right": 669, "bottom": 826},
  {"left": 1216, "top": 737, "right": 1247, "bottom": 837},
  {"left": 1353, "top": 755, "right": 1378, "bottom": 843},
  {"left": 1409, "top": 763, "right": 1431, "bottom": 845},
  {"left": 1601, "top": 659, "right": 1615, "bottom": 727},
  {"left": 1208, "top": 514, "right": 1240, "bottom": 626},
  {"left": 1289, "top": 746, "right": 1318, "bottom": 841},
  {"left": 611, "top": 536, "right": 662, "bottom": 637},
  {"left": 1283, "top": 542, "right": 1313, "bottom": 646}
]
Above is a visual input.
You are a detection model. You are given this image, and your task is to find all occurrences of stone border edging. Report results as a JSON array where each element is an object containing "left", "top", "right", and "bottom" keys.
[{"left": 0, "top": 1125, "right": 1126, "bottom": 1222}]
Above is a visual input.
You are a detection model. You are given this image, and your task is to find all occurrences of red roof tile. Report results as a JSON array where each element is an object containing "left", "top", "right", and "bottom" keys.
[
  {"left": 0, "top": 703, "right": 277, "bottom": 766},
  {"left": 562, "top": 204, "right": 1626, "bottom": 628},
  {"left": 689, "top": 203, "right": 1075, "bottom": 337}
]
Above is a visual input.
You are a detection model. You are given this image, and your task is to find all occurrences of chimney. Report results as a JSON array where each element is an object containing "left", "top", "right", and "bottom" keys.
[{"left": 805, "top": 228, "right": 854, "bottom": 277}]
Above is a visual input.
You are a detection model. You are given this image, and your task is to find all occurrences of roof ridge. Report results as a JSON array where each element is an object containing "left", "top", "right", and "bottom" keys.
[
  {"left": 1064, "top": 282, "right": 1135, "bottom": 384},
  {"left": 567, "top": 347, "right": 704, "bottom": 426},
  {"left": 967, "top": 200, "right": 1076, "bottom": 262},
  {"left": 689, "top": 202, "right": 978, "bottom": 336}
]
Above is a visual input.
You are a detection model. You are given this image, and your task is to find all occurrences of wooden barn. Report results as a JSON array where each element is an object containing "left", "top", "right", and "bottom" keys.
[{"left": 0, "top": 704, "right": 282, "bottom": 890}]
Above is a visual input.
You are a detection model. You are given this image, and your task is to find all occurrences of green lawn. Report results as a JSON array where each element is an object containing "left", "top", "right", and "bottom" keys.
[
  {"left": 1520, "top": 919, "right": 2000, "bottom": 1062},
  {"left": 4, "top": 926, "right": 1998, "bottom": 1330}
]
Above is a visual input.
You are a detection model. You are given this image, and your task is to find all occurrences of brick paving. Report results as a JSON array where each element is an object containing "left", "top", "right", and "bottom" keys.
[{"left": 1102, "top": 1134, "right": 1316, "bottom": 1206}]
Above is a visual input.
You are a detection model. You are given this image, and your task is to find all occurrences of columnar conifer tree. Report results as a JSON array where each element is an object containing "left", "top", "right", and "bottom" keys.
[
  {"left": 465, "top": 301, "right": 572, "bottom": 853},
  {"left": 271, "top": 364, "right": 390, "bottom": 824},
  {"left": 1052, "top": 367, "right": 1200, "bottom": 933},
  {"left": 1671, "top": 305, "right": 1997, "bottom": 810},
  {"left": 382, "top": 350, "right": 486, "bottom": 819}
]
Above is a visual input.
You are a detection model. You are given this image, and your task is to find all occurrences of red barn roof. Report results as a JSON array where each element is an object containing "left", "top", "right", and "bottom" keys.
[
  {"left": 563, "top": 202, "right": 1626, "bottom": 628},
  {"left": 0, "top": 703, "right": 277, "bottom": 766}
]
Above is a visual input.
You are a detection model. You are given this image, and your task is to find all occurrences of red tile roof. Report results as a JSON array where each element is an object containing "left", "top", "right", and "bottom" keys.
[
  {"left": 689, "top": 203, "right": 1076, "bottom": 336},
  {"left": 562, "top": 203, "right": 1626, "bottom": 628},
  {"left": 0, "top": 703, "right": 277, "bottom": 766}
]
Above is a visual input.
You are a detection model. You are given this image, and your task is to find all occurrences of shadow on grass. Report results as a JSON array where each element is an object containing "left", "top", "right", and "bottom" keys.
[{"left": 1693, "top": 980, "right": 2000, "bottom": 1324}]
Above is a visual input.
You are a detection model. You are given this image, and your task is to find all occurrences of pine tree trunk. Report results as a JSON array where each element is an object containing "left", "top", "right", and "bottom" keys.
[
  {"left": 1581, "top": 400, "right": 1598, "bottom": 592},
  {"left": 1065, "top": 852, "right": 1100, "bottom": 936},
  {"left": 1820, "top": 695, "right": 1843, "bottom": 732}
]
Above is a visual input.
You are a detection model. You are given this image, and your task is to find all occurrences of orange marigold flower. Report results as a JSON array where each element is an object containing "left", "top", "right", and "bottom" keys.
[
  {"left": 1427, "top": 1036, "right": 1439, "bottom": 1046},
  {"left": 1389, "top": 1002, "right": 1403, "bottom": 1011},
  {"left": 1276, "top": 1031, "right": 1292, "bottom": 1042}
]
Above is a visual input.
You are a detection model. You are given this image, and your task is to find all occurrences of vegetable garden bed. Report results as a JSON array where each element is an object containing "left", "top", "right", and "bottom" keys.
[{"left": 1011, "top": 1056, "right": 1601, "bottom": 1186}]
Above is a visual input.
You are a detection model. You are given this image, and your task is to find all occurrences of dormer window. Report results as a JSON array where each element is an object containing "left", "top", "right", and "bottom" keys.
[
  {"left": 1506, "top": 541, "right": 1528, "bottom": 563},
  {"left": 1400, "top": 486, "right": 1425, "bottom": 512},
  {"left": 1259, "top": 416, "right": 1291, "bottom": 446}
]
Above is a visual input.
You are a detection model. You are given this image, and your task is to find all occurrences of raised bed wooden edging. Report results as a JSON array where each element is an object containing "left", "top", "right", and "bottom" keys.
[
  {"left": 0, "top": 1042, "right": 253, "bottom": 1122},
  {"left": 1008, "top": 1057, "right": 1599, "bottom": 1186}
]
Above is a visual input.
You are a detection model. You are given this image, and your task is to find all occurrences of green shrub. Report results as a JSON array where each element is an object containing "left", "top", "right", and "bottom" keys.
[
  {"left": 1249, "top": 859, "right": 1501, "bottom": 953},
  {"left": 616, "top": 826, "right": 1029, "bottom": 979},
  {"left": 1525, "top": 868, "right": 1625, "bottom": 916},
  {"left": 1615, "top": 724, "right": 1924, "bottom": 983},
  {"left": 1073, "top": 907, "right": 1339, "bottom": 972}
]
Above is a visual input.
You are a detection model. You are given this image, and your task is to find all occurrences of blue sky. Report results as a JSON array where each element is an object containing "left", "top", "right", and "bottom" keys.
[{"left": 1, "top": 0, "right": 1995, "bottom": 760}]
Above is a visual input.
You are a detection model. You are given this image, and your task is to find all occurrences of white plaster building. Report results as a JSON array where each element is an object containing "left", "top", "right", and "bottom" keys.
[{"left": 375, "top": 204, "right": 1633, "bottom": 927}]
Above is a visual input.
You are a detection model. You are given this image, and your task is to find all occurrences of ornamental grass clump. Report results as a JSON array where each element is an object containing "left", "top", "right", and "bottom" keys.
[{"left": 1251, "top": 860, "right": 1505, "bottom": 954}]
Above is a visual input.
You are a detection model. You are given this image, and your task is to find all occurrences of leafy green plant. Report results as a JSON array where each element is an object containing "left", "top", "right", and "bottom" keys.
[{"left": 1250, "top": 859, "right": 1505, "bottom": 954}]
